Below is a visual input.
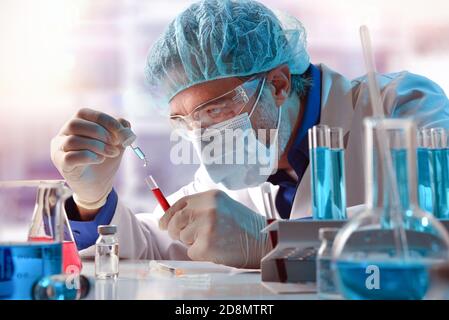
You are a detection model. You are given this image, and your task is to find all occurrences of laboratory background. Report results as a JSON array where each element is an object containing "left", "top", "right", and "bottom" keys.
[{"left": 1, "top": 0, "right": 449, "bottom": 214}]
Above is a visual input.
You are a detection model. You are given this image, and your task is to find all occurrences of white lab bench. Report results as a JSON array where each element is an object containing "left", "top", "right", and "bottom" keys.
[{"left": 82, "top": 259, "right": 317, "bottom": 300}]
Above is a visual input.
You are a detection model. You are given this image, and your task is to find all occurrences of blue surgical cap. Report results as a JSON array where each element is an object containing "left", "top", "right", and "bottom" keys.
[{"left": 144, "top": 0, "right": 310, "bottom": 106}]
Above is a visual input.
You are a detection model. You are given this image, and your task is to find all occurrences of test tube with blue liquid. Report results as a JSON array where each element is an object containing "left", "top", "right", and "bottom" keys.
[
  {"left": 309, "top": 125, "right": 346, "bottom": 220},
  {"left": 417, "top": 128, "right": 433, "bottom": 214},
  {"left": 309, "top": 125, "right": 332, "bottom": 219},
  {"left": 329, "top": 127, "right": 347, "bottom": 220},
  {"left": 429, "top": 128, "right": 449, "bottom": 219}
]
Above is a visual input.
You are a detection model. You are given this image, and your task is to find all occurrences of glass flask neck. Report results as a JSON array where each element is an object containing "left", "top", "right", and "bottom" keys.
[
  {"left": 364, "top": 118, "right": 419, "bottom": 211},
  {"left": 28, "top": 182, "right": 71, "bottom": 243}
]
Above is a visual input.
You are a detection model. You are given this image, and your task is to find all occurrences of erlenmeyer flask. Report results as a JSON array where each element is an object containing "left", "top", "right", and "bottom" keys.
[
  {"left": 28, "top": 183, "right": 82, "bottom": 274},
  {"left": 0, "top": 180, "right": 65, "bottom": 299},
  {"left": 332, "top": 118, "right": 449, "bottom": 300}
]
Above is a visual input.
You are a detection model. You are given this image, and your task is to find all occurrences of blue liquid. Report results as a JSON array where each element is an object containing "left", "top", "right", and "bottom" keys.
[
  {"left": 370, "top": 149, "right": 411, "bottom": 228},
  {"left": 335, "top": 260, "right": 429, "bottom": 300},
  {"left": 330, "top": 149, "right": 347, "bottom": 220},
  {"left": 310, "top": 147, "right": 347, "bottom": 220},
  {"left": 391, "top": 149, "right": 410, "bottom": 210},
  {"left": 417, "top": 148, "right": 433, "bottom": 213},
  {"left": 0, "top": 242, "right": 62, "bottom": 300},
  {"left": 429, "top": 148, "right": 449, "bottom": 219},
  {"left": 310, "top": 147, "right": 332, "bottom": 219}
]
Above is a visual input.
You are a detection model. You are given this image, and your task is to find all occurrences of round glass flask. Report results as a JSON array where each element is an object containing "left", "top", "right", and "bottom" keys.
[{"left": 332, "top": 118, "right": 449, "bottom": 300}]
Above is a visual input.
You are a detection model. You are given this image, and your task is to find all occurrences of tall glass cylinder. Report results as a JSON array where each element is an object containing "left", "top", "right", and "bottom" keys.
[
  {"left": 309, "top": 125, "right": 347, "bottom": 220},
  {"left": 332, "top": 118, "right": 449, "bottom": 300},
  {"left": 309, "top": 125, "right": 332, "bottom": 219},
  {"left": 417, "top": 128, "right": 433, "bottom": 214},
  {"left": 329, "top": 127, "right": 347, "bottom": 220},
  {"left": 429, "top": 128, "right": 449, "bottom": 219}
]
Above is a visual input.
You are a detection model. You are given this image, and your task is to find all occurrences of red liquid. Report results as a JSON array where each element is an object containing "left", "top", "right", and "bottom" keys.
[
  {"left": 265, "top": 219, "right": 287, "bottom": 282},
  {"left": 62, "top": 241, "right": 83, "bottom": 273},
  {"left": 152, "top": 188, "right": 171, "bottom": 211},
  {"left": 266, "top": 218, "right": 278, "bottom": 247},
  {"left": 29, "top": 237, "right": 82, "bottom": 273}
]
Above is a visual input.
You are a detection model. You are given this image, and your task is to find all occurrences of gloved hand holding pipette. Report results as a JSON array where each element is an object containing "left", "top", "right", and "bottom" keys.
[{"left": 51, "top": 108, "right": 136, "bottom": 212}]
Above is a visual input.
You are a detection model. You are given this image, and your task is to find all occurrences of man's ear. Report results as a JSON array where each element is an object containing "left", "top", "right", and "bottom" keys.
[{"left": 266, "top": 65, "right": 291, "bottom": 107}]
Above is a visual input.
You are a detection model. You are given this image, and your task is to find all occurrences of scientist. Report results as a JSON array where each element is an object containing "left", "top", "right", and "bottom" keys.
[{"left": 51, "top": 0, "right": 449, "bottom": 268}]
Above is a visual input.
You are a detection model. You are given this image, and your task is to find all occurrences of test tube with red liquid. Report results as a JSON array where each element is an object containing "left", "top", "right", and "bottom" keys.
[{"left": 145, "top": 175, "right": 171, "bottom": 212}]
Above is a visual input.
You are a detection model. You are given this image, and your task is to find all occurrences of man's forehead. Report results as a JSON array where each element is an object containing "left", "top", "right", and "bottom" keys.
[{"left": 169, "top": 77, "right": 244, "bottom": 116}]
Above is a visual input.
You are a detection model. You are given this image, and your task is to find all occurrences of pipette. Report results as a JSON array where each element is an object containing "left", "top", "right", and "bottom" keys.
[
  {"left": 130, "top": 143, "right": 148, "bottom": 167},
  {"left": 359, "top": 25, "right": 409, "bottom": 258}
]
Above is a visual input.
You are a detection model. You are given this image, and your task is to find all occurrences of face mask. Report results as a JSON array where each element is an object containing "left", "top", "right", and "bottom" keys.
[{"left": 189, "top": 92, "right": 282, "bottom": 190}]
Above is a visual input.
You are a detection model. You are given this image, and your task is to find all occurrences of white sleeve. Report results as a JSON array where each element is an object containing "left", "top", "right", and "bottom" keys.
[{"left": 381, "top": 71, "right": 449, "bottom": 128}]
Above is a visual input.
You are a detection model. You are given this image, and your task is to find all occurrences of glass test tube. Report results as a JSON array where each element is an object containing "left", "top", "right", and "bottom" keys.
[
  {"left": 417, "top": 128, "right": 433, "bottom": 214},
  {"left": 329, "top": 127, "right": 347, "bottom": 220},
  {"left": 145, "top": 175, "right": 171, "bottom": 212},
  {"left": 430, "top": 128, "right": 449, "bottom": 219},
  {"left": 309, "top": 125, "right": 332, "bottom": 220}
]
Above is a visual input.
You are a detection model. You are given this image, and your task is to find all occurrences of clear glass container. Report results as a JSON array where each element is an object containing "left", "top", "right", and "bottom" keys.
[
  {"left": 28, "top": 182, "right": 82, "bottom": 274},
  {"left": 417, "top": 128, "right": 433, "bottom": 214},
  {"left": 429, "top": 128, "right": 449, "bottom": 219},
  {"left": 0, "top": 180, "right": 69, "bottom": 299},
  {"left": 317, "top": 228, "right": 341, "bottom": 299},
  {"left": 308, "top": 125, "right": 347, "bottom": 220},
  {"left": 95, "top": 225, "right": 119, "bottom": 279},
  {"left": 332, "top": 118, "right": 449, "bottom": 300},
  {"left": 329, "top": 127, "right": 347, "bottom": 220}
]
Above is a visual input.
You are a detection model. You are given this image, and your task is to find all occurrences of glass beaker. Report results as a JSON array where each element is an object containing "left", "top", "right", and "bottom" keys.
[
  {"left": 0, "top": 180, "right": 68, "bottom": 299},
  {"left": 27, "top": 182, "right": 82, "bottom": 274},
  {"left": 332, "top": 118, "right": 449, "bottom": 300}
]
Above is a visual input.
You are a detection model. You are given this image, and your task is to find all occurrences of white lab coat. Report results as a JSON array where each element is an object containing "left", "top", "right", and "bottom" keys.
[{"left": 80, "top": 64, "right": 449, "bottom": 260}]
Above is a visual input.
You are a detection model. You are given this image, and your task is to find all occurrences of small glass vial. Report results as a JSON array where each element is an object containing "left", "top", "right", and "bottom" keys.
[
  {"left": 317, "top": 228, "right": 341, "bottom": 300},
  {"left": 95, "top": 225, "right": 119, "bottom": 279}
]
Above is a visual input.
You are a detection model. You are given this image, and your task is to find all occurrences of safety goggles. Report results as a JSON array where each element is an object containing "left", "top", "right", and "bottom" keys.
[{"left": 169, "top": 74, "right": 266, "bottom": 131}]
